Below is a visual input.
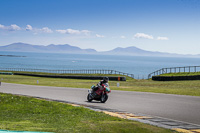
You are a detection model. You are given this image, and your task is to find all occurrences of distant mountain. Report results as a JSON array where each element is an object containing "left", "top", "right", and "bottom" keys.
[
  {"left": 103, "top": 46, "right": 182, "bottom": 57},
  {"left": 0, "top": 43, "right": 97, "bottom": 54},
  {"left": 0, "top": 43, "right": 198, "bottom": 57}
]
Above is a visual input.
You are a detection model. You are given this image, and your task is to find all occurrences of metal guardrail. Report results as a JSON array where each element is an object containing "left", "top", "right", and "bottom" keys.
[
  {"left": 0, "top": 68, "right": 134, "bottom": 78},
  {"left": 0, "top": 72, "right": 13, "bottom": 75},
  {"left": 148, "top": 66, "right": 200, "bottom": 79}
]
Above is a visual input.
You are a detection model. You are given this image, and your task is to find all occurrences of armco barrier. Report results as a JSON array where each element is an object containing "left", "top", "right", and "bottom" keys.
[
  {"left": 148, "top": 66, "right": 200, "bottom": 79},
  {"left": 0, "top": 72, "right": 13, "bottom": 75},
  {"left": 152, "top": 75, "right": 200, "bottom": 81},
  {"left": 14, "top": 73, "right": 126, "bottom": 81},
  {"left": 0, "top": 68, "right": 134, "bottom": 78}
]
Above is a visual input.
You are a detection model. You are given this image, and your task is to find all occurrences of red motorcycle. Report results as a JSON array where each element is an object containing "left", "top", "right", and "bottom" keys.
[{"left": 87, "top": 83, "right": 111, "bottom": 103}]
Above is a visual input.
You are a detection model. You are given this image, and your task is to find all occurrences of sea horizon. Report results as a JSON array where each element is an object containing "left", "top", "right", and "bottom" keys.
[{"left": 1, "top": 51, "right": 200, "bottom": 79}]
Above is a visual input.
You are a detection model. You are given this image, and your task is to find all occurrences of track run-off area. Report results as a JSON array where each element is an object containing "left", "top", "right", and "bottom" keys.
[{"left": 1, "top": 82, "right": 200, "bottom": 132}]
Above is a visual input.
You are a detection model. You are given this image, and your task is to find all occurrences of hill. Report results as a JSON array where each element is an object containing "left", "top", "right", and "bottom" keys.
[
  {"left": 0, "top": 43, "right": 198, "bottom": 57},
  {"left": 104, "top": 46, "right": 181, "bottom": 57},
  {"left": 0, "top": 43, "right": 97, "bottom": 54}
]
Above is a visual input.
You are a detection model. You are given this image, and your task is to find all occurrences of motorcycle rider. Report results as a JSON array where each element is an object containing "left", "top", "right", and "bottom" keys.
[{"left": 92, "top": 77, "right": 109, "bottom": 92}]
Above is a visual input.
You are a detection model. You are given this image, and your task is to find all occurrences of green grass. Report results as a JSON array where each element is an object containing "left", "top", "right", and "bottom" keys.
[
  {"left": 1, "top": 74, "right": 200, "bottom": 96},
  {"left": 0, "top": 93, "right": 174, "bottom": 133},
  {"left": 160, "top": 72, "right": 200, "bottom": 76}
]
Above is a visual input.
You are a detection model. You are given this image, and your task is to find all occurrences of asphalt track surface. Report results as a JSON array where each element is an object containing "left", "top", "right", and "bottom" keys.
[{"left": 1, "top": 82, "right": 200, "bottom": 126}]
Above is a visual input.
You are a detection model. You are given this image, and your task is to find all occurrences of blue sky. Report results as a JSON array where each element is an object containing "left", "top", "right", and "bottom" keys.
[{"left": 0, "top": 0, "right": 200, "bottom": 54}]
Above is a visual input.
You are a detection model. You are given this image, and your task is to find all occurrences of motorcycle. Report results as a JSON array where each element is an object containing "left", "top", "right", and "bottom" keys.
[{"left": 87, "top": 83, "right": 111, "bottom": 103}]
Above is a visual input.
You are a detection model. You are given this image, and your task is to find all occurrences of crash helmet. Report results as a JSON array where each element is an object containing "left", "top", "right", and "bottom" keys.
[{"left": 103, "top": 77, "right": 109, "bottom": 83}]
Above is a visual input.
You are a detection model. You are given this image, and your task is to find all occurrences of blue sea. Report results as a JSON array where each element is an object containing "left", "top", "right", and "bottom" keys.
[{"left": 1, "top": 51, "right": 200, "bottom": 79}]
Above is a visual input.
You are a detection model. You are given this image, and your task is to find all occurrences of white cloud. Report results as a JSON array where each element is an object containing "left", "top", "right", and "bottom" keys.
[
  {"left": 56, "top": 30, "right": 67, "bottom": 34},
  {"left": 120, "top": 35, "right": 126, "bottom": 39},
  {"left": 26, "top": 25, "right": 33, "bottom": 31},
  {"left": 10, "top": 24, "right": 21, "bottom": 31},
  {"left": 29, "top": 27, "right": 53, "bottom": 34},
  {"left": 66, "top": 29, "right": 81, "bottom": 34},
  {"left": 157, "top": 36, "right": 169, "bottom": 40},
  {"left": 81, "top": 30, "right": 91, "bottom": 35},
  {"left": 134, "top": 33, "right": 153, "bottom": 39},
  {"left": 40, "top": 27, "right": 53, "bottom": 33},
  {"left": 0, "top": 24, "right": 21, "bottom": 31},
  {"left": 0, "top": 24, "right": 5, "bottom": 29},
  {"left": 96, "top": 34, "right": 105, "bottom": 38},
  {"left": 56, "top": 28, "right": 91, "bottom": 35}
]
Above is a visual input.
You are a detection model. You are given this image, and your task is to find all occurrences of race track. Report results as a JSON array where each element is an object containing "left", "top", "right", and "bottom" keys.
[{"left": 1, "top": 82, "right": 200, "bottom": 126}]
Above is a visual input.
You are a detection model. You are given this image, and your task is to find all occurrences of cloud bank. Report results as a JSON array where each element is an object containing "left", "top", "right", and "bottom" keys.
[
  {"left": 0, "top": 24, "right": 169, "bottom": 41},
  {"left": 0, "top": 24, "right": 53, "bottom": 34}
]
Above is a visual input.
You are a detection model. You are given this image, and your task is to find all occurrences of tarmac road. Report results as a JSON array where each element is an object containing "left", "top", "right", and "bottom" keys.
[{"left": 1, "top": 82, "right": 200, "bottom": 126}]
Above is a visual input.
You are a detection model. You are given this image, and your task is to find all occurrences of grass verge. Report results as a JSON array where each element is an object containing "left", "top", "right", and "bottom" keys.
[
  {"left": 160, "top": 72, "right": 200, "bottom": 76},
  {"left": 0, "top": 93, "right": 174, "bottom": 133}
]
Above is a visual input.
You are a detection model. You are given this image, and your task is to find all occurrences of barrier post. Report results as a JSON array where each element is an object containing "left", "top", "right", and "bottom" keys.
[{"left": 117, "top": 82, "right": 120, "bottom": 87}]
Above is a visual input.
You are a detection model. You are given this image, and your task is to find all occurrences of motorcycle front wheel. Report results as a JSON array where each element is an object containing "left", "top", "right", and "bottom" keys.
[
  {"left": 100, "top": 93, "right": 108, "bottom": 103},
  {"left": 87, "top": 94, "right": 93, "bottom": 102}
]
